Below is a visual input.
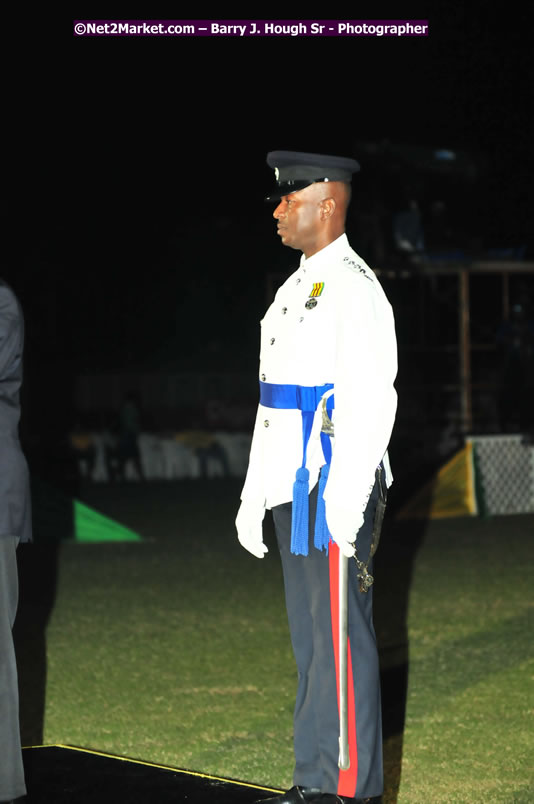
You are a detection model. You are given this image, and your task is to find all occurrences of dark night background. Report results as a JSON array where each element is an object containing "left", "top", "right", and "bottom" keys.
[{"left": 5, "top": 9, "right": 534, "bottom": 492}]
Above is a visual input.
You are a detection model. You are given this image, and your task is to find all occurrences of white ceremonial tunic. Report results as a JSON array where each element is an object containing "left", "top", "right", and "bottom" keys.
[{"left": 240, "top": 233, "right": 398, "bottom": 522}]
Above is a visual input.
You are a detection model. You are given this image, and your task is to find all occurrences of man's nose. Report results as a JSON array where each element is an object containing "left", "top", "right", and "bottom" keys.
[{"left": 273, "top": 201, "right": 285, "bottom": 219}]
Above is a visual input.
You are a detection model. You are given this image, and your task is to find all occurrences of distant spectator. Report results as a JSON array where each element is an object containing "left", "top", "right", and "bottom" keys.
[
  {"left": 69, "top": 420, "right": 96, "bottom": 480},
  {"left": 495, "top": 301, "right": 534, "bottom": 435},
  {"left": 392, "top": 192, "right": 425, "bottom": 264},
  {"left": 111, "top": 393, "right": 146, "bottom": 481}
]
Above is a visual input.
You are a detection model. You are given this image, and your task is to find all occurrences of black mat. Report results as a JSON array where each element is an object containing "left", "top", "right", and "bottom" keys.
[{"left": 21, "top": 745, "right": 281, "bottom": 803}]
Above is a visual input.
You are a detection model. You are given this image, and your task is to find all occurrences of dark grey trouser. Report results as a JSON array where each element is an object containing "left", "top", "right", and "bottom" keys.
[
  {"left": 272, "top": 479, "right": 383, "bottom": 800},
  {"left": 0, "top": 535, "right": 26, "bottom": 801}
]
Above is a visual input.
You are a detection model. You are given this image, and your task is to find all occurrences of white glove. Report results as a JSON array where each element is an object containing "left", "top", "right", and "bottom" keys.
[
  {"left": 325, "top": 504, "right": 365, "bottom": 558},
  {"left": 235, "top": 500, "right": 268, "bottom": 558}
]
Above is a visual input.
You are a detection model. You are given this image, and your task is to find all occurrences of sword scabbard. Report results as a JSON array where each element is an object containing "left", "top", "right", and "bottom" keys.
[{"left": 338, "top": 549, "right": 350, "bottom": 770}]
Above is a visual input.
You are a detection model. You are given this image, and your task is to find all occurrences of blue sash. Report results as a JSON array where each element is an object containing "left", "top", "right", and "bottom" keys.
[{"left": 260, "top": 381, "right": 334, "bottom": 555}]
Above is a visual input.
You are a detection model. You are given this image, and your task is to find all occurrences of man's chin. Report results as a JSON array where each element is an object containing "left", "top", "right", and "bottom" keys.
[{"left": 278, "top": 232, "right": 298, "bottom": 250}]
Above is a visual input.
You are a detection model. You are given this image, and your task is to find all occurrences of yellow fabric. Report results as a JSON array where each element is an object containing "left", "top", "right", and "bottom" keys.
[
  {"left": 174, "top": 430, "right": 216, "bottom": 449},
  {"left": 396, "top": 443, "right": 477, "bottom": 519},
  {"left": 70, "top": 433, "right": 93, "bottom": 450}
]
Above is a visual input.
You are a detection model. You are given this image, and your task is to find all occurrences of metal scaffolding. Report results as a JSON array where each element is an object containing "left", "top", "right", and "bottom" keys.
[
  {"left": 266, "top": 260, "right": 534, "bottom": 435},
  {"left": 377, "top": 260, "right": 534, "bottom": 433}
]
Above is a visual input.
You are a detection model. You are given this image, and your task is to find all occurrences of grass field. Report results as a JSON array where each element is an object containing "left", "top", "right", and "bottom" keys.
[{"left": 14, "top": 477, "right": 534, "bottom": 803}]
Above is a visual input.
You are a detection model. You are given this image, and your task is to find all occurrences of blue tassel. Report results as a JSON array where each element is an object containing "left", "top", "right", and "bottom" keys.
[
  {"left": 291, "top": 466, "right": 310, "bottom": 555},
  {"left": 314, "top": 463, "right": 331, "bottom": 553}
]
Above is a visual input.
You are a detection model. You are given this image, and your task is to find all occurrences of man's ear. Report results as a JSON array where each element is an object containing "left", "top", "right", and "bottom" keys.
[{"left": 319, "top": 197, "right": 336, "bottom": 221}]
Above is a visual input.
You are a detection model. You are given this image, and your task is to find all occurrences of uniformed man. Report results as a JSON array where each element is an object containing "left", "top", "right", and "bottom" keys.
[
  {"left": 236, "top": 152, "right": 398, "bottom": 804},
  {"left": 0, "top": 280, "right": 31, "bottom": 804}
]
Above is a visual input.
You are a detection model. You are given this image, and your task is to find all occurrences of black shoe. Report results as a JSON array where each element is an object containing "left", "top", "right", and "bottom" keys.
[{"left": 255, "top": 786, "right": 322, "bottom": 804}]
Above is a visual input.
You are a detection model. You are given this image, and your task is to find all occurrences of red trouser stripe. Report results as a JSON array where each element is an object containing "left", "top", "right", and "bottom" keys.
[{"left": 329, "top": 542, "right": 358, "bottom": 797}]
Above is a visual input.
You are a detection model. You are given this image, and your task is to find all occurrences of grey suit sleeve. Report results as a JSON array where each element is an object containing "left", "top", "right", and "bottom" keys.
[{"left": 0, "top": 285, "right": 22, "bottom": 380}]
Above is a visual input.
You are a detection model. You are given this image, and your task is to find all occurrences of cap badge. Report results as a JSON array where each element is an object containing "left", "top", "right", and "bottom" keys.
[{"left": 274, "top": 167, "right": 280, "bottom": 181}]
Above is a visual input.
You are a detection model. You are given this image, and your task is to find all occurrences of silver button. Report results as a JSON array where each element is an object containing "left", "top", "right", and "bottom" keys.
[
  {"left": 282, "top": 307, "right": 287, "bottom": 314},
  {"left": 296, "top": 278, "right": 301, "bottom": 284},
  {"left": 261, "top": 373, "right": 266, "bottom": 381},
  {"left": 270, "top": 338, "right": 275, "bottom": 345},
  {"left": 264, "top": 420, "right": 270, "bottom": 427},
  {"left": 299, "top": 317, "right": 304, "bottom": 322}
]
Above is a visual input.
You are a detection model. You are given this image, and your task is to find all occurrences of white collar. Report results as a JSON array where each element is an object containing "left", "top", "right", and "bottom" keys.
[{"left": 299, "top": 233, "right": 349, "bottom": 272}]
